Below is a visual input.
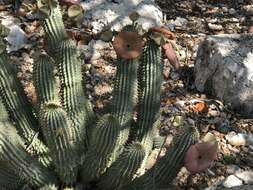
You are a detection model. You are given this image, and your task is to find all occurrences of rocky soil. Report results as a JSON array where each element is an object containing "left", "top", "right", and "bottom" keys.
[{"left": 0, "top": 0, "right": 252, "bottom": 189}]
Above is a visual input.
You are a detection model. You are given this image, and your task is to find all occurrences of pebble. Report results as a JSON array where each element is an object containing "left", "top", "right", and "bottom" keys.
[
  {"left": 235, "top": 171, "right": 253, "bottom": 184},
  {"left": 222, "top": 175, "right": 243, "bottom": 188},
  {"left": 226, "top": 165, "right": 242, "bottom": 175},
  {"left": 242, "top": 5, "right": 253, "bottom": 16},
  {"left": 229, "top": 8, "right": 236, "bottom": 15},
  {"left": 221, "top": 6, "right": 228, "bottom": 13},
  {"left": 174, "top": 17, "right": 188, "bottom": 30},
  {"left": 226, "top": 133, "right": 253, "bottom": 146},
  {"left": 215, "top": 119, "right": 232, "bottom": 134},
  {"left": 208, "top": 23, "right": 223, "bottom": 31}
]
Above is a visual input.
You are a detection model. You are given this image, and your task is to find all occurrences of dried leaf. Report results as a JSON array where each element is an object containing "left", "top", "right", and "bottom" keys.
[
  {"left": 163, "top": 43, "right": 180, "bottom": 69},
  {"left": 190, "top": 100, "right": 208, "bottom": 113}
]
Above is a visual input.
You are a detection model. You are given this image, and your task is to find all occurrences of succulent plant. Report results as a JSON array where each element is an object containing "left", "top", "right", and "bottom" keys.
[{"left": 0, "top": 0, "right": 201, "bottom": 189}]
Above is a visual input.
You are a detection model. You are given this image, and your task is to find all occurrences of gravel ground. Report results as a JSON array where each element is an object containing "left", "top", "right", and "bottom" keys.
[{"left": 0, "top": 0, "right": 252, "bottom": 189}]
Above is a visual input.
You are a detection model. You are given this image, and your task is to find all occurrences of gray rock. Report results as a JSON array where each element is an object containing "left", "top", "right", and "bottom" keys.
[
  {"left": 242, "top": 5, "right": 253, "bottom": 16},
  {"left": 229, "top": 8, "right": 236, "bottom": 15},
  {"left": 81, "top": 0, "right": 163, "bottom": 34},
  {"left": 194, "top": 34, "right": 253, "bottom": 117},
  {"left": 223, "top": 175, "right": 243, "bottom": 188},
  {"left": 236, "top": 171, "right": 253, "bottom": 184},
  {"left": 174, "top": 17, "right": 188, "bottom": 30},
  {"left": 226, "top": 165, "right": 242, "bottom": 174}
]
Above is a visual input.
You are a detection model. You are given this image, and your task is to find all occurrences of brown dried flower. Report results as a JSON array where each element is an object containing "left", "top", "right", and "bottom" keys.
[
  {"left": 184, "top": 142, "right": 218, "bottom": 174},
  {"left": 113, "top": 31, "right": 143, "bottom": 60}
]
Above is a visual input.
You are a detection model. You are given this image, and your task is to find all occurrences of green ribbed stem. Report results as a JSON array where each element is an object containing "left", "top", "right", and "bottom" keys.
[
  {"left": 0, "top": 123, "right": 58, "bottom": 188},
  {"left": 110, "top": 58, "right": 139, "bottom": 157},
  {"left": 33, "top": 53, "right": 60, "bottom": 106},
  {"left": 128, "top": 125, "right": 199, "bottom": 190},
  {"left": 133, "top": 40, "right": 163, "bottom": 172},
  {"left": 40, "top": 1, "right": 95, "bottom": 151},
  {"left": 39, "top": 3, "right": 67, "bottom": 54},
  {"left": 56, "top": 38, "right": 88, "bottom": 151},
  {"left": 0, "top": 163, "right": 24, "bottom": 189},
  {"left": 0, "top": 101, "right": 24, "bottom": 189},
  {"left": 40, "top": 102, "right": 78, "bottom": 184},
  {"left": 111, "top": 58, "right": 138, "bottom": 127},
  {"left": 0, "top": 50, "right": 51, "bottom": 167},
  {"left": 81, "top": 114, "right": 120, "bottom": 182},
  {"left": 98, "top": 142, "right": 145, "bottom": 190},
  {"left": 135, "top": 40, "right": 162, "bottom": 143}
]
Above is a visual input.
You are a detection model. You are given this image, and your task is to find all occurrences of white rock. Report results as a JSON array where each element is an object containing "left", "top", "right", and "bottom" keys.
[
  {"left": 236, "top": 171, "right": 253, "bottom": 184},
  {"left": 226, "top": 133, "right": 253, "bottom": 146},
  {"left": 6, "top": 25, "right": 27, "bottom": 52},
  {"left": 208, "top": 23, "right": 223, "bottom": 31},
  {"left": 223, "top": 175, "right": 243, "bottom": 188},
  {"left": 1, "top": 15, "right": 27, "bottom": 52},
  {"left": 226, "top": 133, "right": 248, "bottom": 146},
  {"left": 243, "top": 5, "right": 253, "bottom": 16},
  {"left": 81, "top": 0, "right": 162, "bottom": 34}
]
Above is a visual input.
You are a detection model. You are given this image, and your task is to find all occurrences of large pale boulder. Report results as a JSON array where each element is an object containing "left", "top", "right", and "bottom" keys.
[
  {"left": 194, "top": 34, "right": 253, "bottom": 117},
  {"left": 81, "top": 0, "right": 163, "bottom": 34}
]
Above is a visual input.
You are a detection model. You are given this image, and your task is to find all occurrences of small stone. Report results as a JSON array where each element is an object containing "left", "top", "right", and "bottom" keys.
[
  {"left": 208, "top": 23, "right": 223, "bottom": 31},
  {"left": 235, "top": 171, "right": 253, "bottom": 184},
  {"left": 242, "top": 5, "right": 253, "bottom": 16},
  {"left": 231, "top": 18, "right": 239, "bottom": 23},
  {"left": 174, "top": 17, "right": 188, "bottom": 30},
  {"left": 229, "top": 8, "right": 236, "bottom": 15},
  {"left": 223, "top": 175, "right": 243, "bottom": 188},
  {"left": 221, "top": 6, "right": 228, "bottom": 13},
  {"left": 170, "top": 71, "right": 180, "bottom": 80},
  {"left": 215, "top": 119, "right": 232, "bottom": 134},
  {"left": 226, "top": 133, "right": 247, "bottom": 146},
  {"left": 226, "top": 165, "right": 242, "bottom": 174},
  {"left": 226, "top": 133, "right": 253, "bottom": 146}
]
